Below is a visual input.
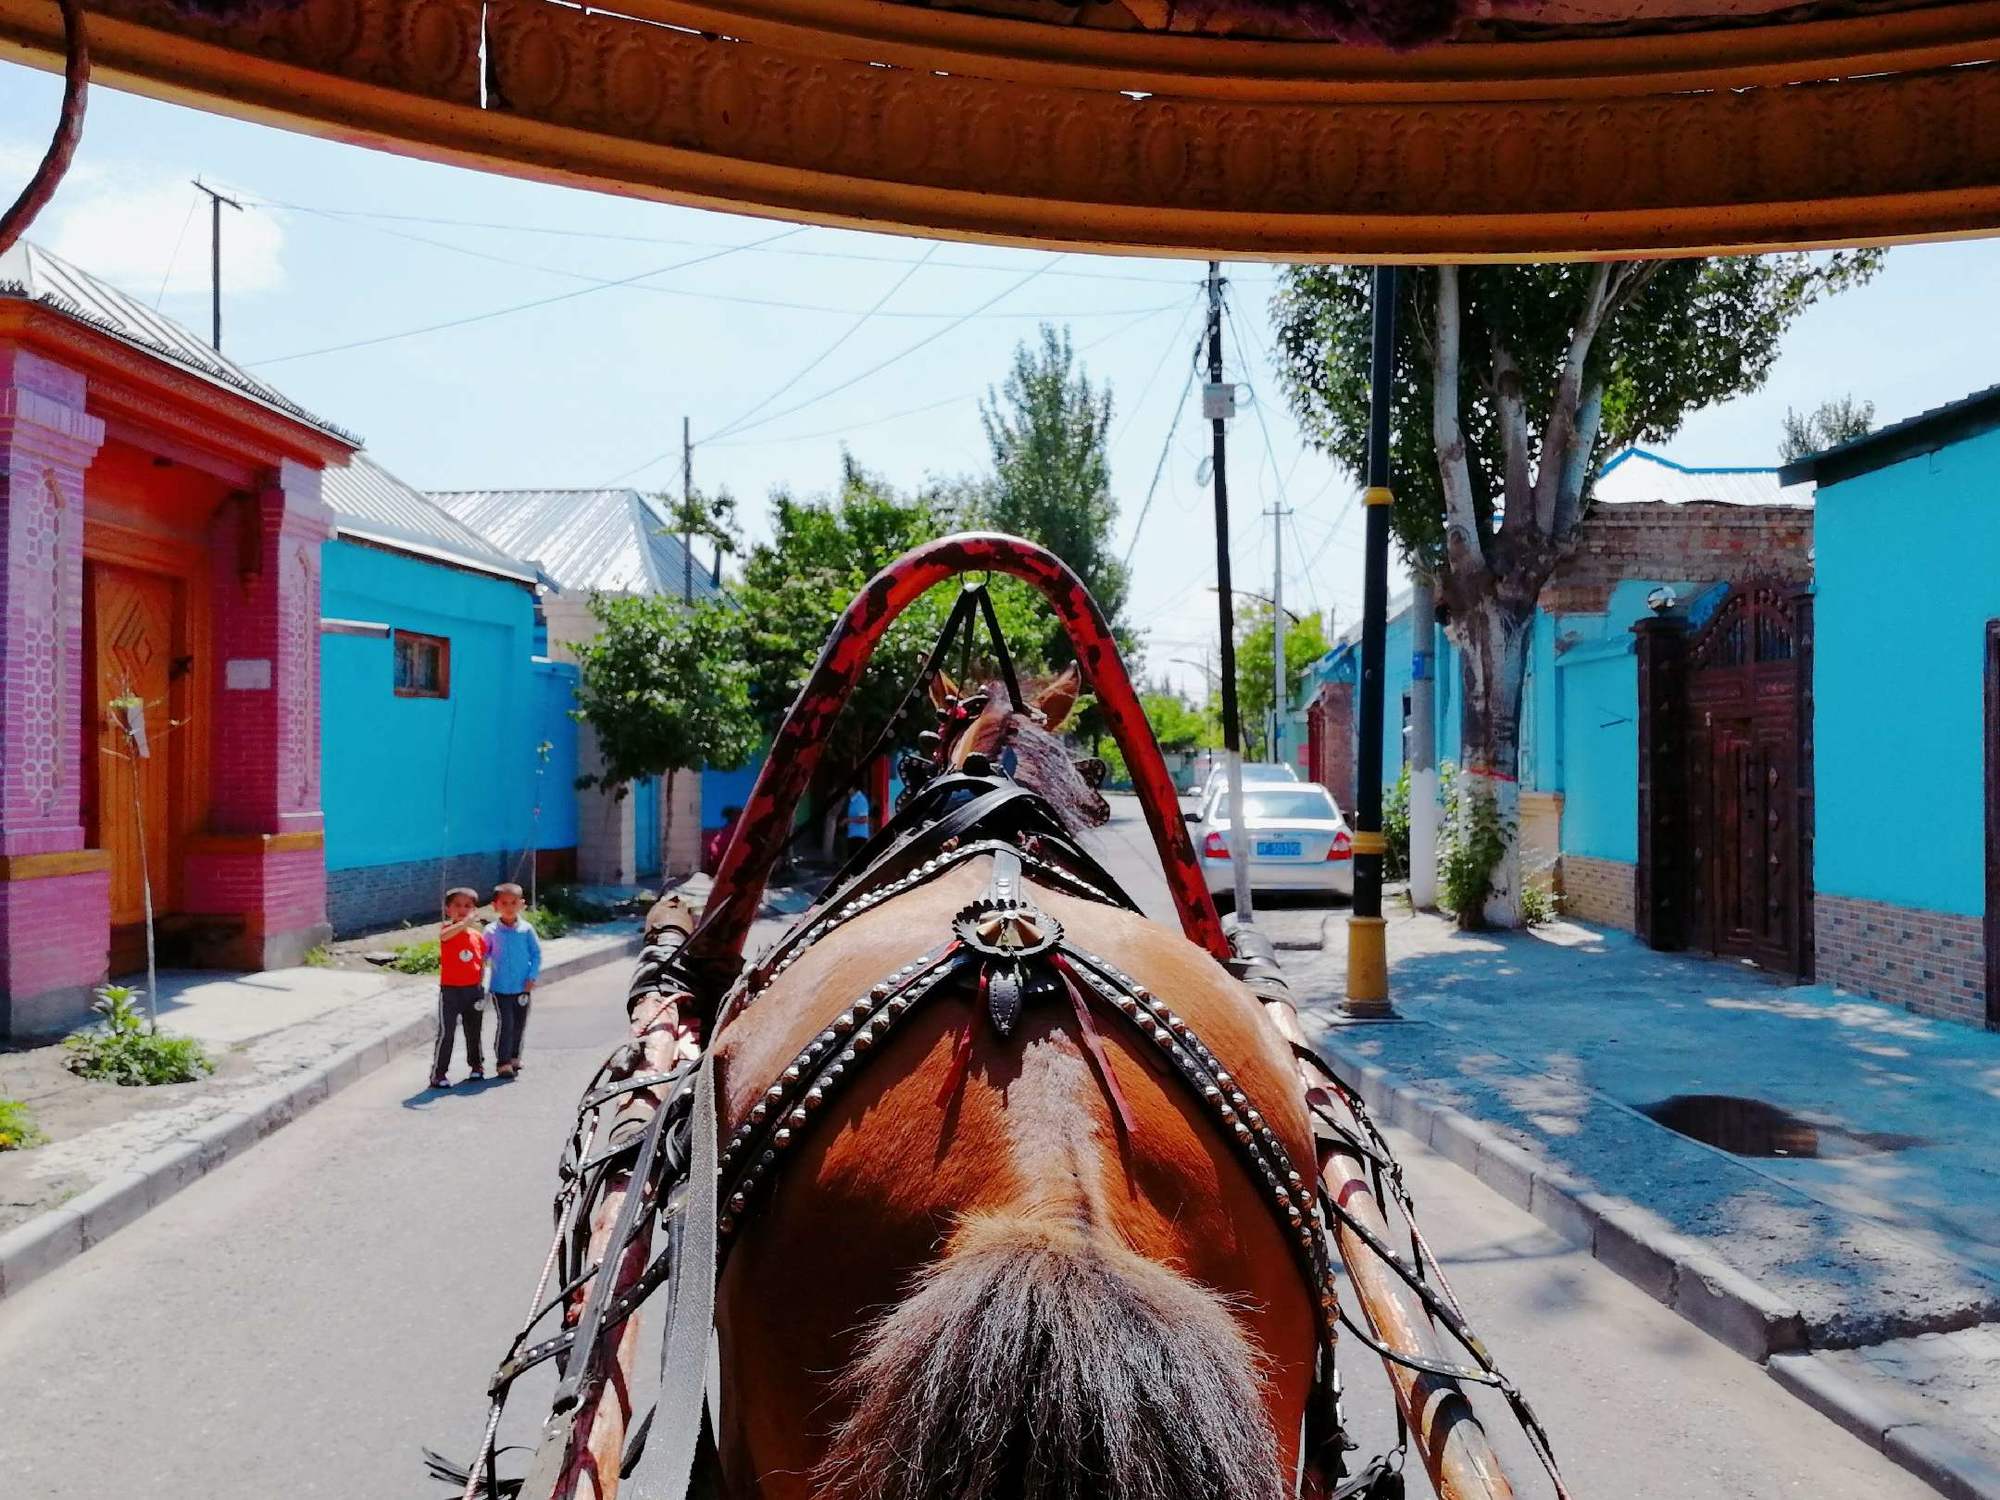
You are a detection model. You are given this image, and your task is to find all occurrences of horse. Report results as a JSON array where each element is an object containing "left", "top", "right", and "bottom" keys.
[{"left": 705, "top": 660, "right": 1323, "bottom": 1500}]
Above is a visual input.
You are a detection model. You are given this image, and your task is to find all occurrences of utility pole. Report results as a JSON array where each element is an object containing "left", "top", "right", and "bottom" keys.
[
  {"left": 1268, "top": 501, "right": 1291, "bottom": 768},
  {"left": 1345, "top": 267, "right": 1399, "bottom": 1018},
  {"left": 1206, "top": 262, "right": 1252, "bottom": 924},
  {"left": 681, "top": 415, "right": 694, "bottom": 605},
  {"left": 191, "top": 180, "right": 241, "bottom": 351},
  {"left": 1409, "top": 579, "right": 1440, "bottom": 910}
]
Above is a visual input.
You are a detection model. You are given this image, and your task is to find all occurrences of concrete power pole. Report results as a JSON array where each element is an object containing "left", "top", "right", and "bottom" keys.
[
  {"left": 1268, "top": 502, "right": 1291, "bottom": 767},
  {"left": 680, "top": 415, "right": 694, "bottom": 605},
  {"left": 191, "top": 180, "right": 241, "bottom": 352},
  {"left": 1205, "top": 262, "right": 1253, "bottom": 924},
  {"left": 1409, "top": 579, "right": 1440, "bottom": 909}
]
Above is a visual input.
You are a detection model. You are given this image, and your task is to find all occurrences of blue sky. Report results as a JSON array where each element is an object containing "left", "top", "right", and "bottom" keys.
[{"left": 6, "top": 66, "right": 1998, "bottom": 700}]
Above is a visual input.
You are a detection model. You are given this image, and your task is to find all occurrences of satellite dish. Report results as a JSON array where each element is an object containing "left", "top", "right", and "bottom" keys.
[{"left": 1194, "top": 456, "right": 1214, "bottom": 487}]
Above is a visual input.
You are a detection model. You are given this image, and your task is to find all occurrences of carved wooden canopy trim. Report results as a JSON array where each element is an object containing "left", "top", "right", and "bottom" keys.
[{"left": 2, "top": 0, "right": 1999, "bottom": 256}]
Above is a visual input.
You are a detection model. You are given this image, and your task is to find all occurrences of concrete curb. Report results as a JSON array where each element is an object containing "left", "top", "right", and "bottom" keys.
[
  {"left": 0, "top": 929, "right": 641, "bottom": 1304},
  {"left": 1314, "top": 1029, "right": 1999, "bottom": 1500}
]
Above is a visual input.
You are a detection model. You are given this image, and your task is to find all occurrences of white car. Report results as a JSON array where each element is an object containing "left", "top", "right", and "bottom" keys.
[
  {"left": 1192, "top": 781, "right": 1353, "bottom": 907},
  {"left": 1193, "top": 759, "right": 1298, "bottom": 808}
]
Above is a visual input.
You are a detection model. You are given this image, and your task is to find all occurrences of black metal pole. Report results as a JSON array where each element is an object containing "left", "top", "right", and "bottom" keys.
[
  {"left": 1207, "top": 262, "right": 1252, "bottom": 920},
  {"left": 1346, "top": 265, "right": 1398, "bottom": 1015},
  {"left": 192, "top": 180, "right": 241, "bottom": 352}
]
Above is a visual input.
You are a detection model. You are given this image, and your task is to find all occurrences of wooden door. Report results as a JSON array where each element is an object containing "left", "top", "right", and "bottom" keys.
[
  {"left": 1680, "top": 585, "right": 1811, "bottom": 977},
  {"left": 88, "top": 564, "right": 180, "bottom": 973}
]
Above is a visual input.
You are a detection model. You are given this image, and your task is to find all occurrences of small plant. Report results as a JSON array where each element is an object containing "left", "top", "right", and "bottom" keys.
[
  {"left": 64, "top": 985, "right": 214, "bottom": 1087},
  {"left": 1518, "top": 879, "right": 1560, "bottom": 928},
  {"left": 388, "top": 939, "right": 441, "bottom": 975},
  {"left": 1381, "top": 765, "right": 1413, "bottom": 883},
  {"left": 0, "top": 1097, "right": 45, "bottom": 1151},
  {"left": 524, "top": 905, "right": 571, "bottom": 941},
  {"left": 543, "top": 886, "right": 617, "bottom": 925},
  {"left": 1436, "top": 762, "right": 1514, "bottom": 930},
  {"left": 302, "top": 944, "right": 333, "bottom": 968}
]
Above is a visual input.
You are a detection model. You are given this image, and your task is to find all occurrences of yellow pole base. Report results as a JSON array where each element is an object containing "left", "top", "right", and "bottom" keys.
[{"left": 1344, "top": 914, "right": 1394, "bottom": 1017}]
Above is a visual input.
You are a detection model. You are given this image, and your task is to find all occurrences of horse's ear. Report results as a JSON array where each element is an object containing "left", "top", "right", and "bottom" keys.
[
  {"left": 929, "top": 669, "right": 961, "bottom": 712},
  {"left": 1033, "top": 662, "right": 1084, "bottom": 732}
]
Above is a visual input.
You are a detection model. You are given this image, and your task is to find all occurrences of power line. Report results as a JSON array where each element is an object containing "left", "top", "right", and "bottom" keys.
[
  {"left": 245, "top": 225, "right": 809, "bottom": 366},
  {"left": 1121, "top": 328, "right": 1204, "bottom": 569},
  {"left": 154, "top": 190, "right": 199, "bottom": 310},
  {"left": 1107, "top": 289, "right": 1201, "bottom": 452},
  {"left": 243, "top": 197, "right": 1200, "bottom": 284},
  {"left": 252, "top": 198, "right": 1167, "bottom": 322},
  {"left": 1287, "top": 507, "right": 1323, "bottom": 616},
  {"left": 701, "top": 301, "right": 1174, "bottom": 450},
  {"left": 705, "top": 244, "right": 939, "bottom": 446}
]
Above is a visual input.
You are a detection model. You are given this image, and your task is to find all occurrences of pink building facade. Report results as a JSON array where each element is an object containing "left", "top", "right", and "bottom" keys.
[{"left": 0, "top": 245, "right": 354, "bottom": 1036}]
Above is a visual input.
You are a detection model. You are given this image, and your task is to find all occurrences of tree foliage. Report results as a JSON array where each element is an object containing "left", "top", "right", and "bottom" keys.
[
  {"left": 1233, "top": 604, "right": 1331, "bottom": 760},
  {"left": 1100, "top": 684, "right": 1216, "bottom": 786},
  {"left": 570, "top": 593, "right": 758, "bottom": 793},
  {"left": 1270, "top": 256, "right": 1883, "bottom": 574},
  {"left": 974, "top": 324, "right": 1133, "bottom": 647},
  {"left": 1779, "top": 394, "right": 1876, "bottom": 462},
  {"left": 731, "top": 456, "right": 1049, "bottom": 787}
]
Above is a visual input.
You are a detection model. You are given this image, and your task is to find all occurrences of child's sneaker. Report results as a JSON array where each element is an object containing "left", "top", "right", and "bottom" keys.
[
  {"left": 429, "top": 1076, "right": 450, "bottom": 1090},
  {"left": 467, "top": 1068, "right": 486, "bottom": 1082}
]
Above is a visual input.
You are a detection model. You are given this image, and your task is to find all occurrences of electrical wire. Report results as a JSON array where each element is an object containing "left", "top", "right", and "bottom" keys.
[
  {"left": 241, "top": 197, "right": 1200, "bottom": 284},
  {"left": 245, "top": 225, "right": 809, "bottom": 367},
  {"left": 154, "top": 192, "right": 199, "bottom": 310},
  {"left": 704, "top": 244, "right": 939, "bottom": 445},
  {"left": 251, "top": 198, "right": 1166, "bottom": 322},
  {"left": 1120, "top": 330, "right": 1203, "bottom": 569},
  {"left": 1107, "top": 288, "right": 1201, "bottom": 452},
  {"left": 1287, "top": 507, "right": 1323, "bottom": 616},
  {"left": 702, "top": 300, "right": 1174, "bottom": 450}
]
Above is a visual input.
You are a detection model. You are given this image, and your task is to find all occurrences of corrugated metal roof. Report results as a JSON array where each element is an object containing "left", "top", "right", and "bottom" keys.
[
  {"left": 1777, "top": 382, "right": 2000, "bottom": 488},
  {"left": 1593, "top": 447, "right": 1813, "bottom": 507},
  {"left": 0, "top": 240, "right": 356, "bottom": 444},
  {"left": 322, "top": 455, "right": 539, "bottom": 586},
  {"left": 425, "top": 488, "right": 720, "bottom": 599}
]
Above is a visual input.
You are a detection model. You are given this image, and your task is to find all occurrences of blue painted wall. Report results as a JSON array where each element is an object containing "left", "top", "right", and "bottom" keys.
[
  {"left": 321, "top": 540, "right": 570, "bottom": 873},
  {"left": 530, "top": 659, "right": 580, "bottom": 852},
  {"left": 1815, "top": 428, "right": 2000, "bottom": 917}
]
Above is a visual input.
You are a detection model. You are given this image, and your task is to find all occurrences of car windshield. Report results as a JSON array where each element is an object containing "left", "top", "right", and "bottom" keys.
[{"left": 1212, "top": 788, "right": 1339, "bottom": 822}]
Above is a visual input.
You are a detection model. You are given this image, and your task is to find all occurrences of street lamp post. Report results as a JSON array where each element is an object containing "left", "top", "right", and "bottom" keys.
[{"left": 1345, "top": 267, "right": 1398, "bottom": 1019}]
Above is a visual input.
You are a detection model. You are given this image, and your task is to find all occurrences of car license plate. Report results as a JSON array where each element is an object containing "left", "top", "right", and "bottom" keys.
[{"left": 1256, "top": 840, "right": 1302, "bottom": 858}]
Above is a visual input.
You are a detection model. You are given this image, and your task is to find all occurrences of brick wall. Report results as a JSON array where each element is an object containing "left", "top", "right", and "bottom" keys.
[
  {"left": 1307, "top": 682, "right": 1356, "bottom": 809},
  {"left": 1816, "top": 893, "right": 1988, "bottom": 1028},
  {"left": 1562, "top": 854, "right": 1636, "bottom": 931},
  {"left": 1542, "top": 502, "right": 1814, "bottom": 615},
  {"left": 326, "top": 847, "right": 574, "bottom": 936}
]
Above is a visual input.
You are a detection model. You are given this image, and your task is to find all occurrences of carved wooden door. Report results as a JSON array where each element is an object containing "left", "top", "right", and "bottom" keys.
[
  {"left": 89, "top": 564, "right": 180, "bottom": 972},
  {"left": 1681, "top": 585, "right": 1810, "bottom": 977}
]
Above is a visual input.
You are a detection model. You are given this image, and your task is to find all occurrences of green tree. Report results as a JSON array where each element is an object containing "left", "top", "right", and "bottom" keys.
[
  {"left": 651, "top": 484, "right": 740, "bottom": 598},
  {"left": 1233, "top": 604, "right": 1330, "bottom": 761},
  {"left": 732, "top": 456, "right": 1049, "bottom": 800},
  {"left": 570, "top": 593, "right": 759, "bottom": 866},
  {"left": 976, "top": 325, "right": 1132, "bottom": 646},
  {"left": 1779, "top": 395, "right": 1875, "bottom": 462},
  {"left": 1273, "top": 254, "right": 1880, "bottom": 924},
  {"left": 1100, "top": 685, "right": 1216, "bottom": 787}
]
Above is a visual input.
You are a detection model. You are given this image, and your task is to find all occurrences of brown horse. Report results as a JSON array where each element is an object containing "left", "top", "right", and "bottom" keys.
[{"left": 708, "top": 663, "right": 1320, "bottom": 1500}]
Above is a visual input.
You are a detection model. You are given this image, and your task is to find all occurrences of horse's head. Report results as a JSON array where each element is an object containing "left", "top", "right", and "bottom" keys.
[{"left": 929, "top": 662, "right": 1111, "bottom": 831}]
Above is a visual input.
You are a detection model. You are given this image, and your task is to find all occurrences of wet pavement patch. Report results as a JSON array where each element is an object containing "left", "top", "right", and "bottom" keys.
[{"left": 1640, "top": 1094, "right": 1925, "bottom": 1159}]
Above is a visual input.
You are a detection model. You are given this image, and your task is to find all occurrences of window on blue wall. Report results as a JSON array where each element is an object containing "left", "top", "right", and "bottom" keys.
[{"left": 393, "top": 630, "right": 450, "bottom": 698}]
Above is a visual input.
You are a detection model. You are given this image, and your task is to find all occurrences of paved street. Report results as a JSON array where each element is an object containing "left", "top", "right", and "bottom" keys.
[{"left": 0, "top": 803, "right": 1940, "bottom": 1498}]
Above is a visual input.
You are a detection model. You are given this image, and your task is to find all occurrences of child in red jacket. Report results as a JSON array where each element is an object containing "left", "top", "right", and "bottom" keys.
[{"left": 430, "top": 887, "right": 487, "bottom": 1089}]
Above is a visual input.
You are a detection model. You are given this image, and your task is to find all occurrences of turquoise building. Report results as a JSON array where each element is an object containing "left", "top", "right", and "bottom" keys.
[
  {"left": 1304, "top": 449, "right": 1814, "bottom": 933},
  {"left": 1782, "top": 386, "right": 2000, "bottom": 1029},
  {"left": 319, "top": 457, "right": 578, "bottom": 934}
]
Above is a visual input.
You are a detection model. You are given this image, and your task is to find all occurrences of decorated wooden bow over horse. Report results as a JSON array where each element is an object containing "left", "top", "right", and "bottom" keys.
[{"left": 431, "top": 534, "right": 1568, "bottom": 1500}]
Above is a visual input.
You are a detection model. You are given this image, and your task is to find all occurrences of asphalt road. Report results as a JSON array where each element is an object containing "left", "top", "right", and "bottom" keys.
[{"left": 0, "top": 809, "right": 1938, "bottom": 1498}]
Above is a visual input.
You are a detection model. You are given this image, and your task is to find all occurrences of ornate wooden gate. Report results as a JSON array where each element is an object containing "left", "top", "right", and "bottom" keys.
[{"left": 1635, "top": 583, "right": 1814, "bottom": 979}]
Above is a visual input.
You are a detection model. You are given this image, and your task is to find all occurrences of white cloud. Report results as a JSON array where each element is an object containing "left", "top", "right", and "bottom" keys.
[{"left": 31, "top": 167, "right": 285, "bottom": 299}]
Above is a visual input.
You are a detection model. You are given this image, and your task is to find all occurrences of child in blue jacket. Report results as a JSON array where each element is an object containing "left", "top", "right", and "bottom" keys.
[{"left": 484, "top": 883, "right": 543, "bottom": 1079}]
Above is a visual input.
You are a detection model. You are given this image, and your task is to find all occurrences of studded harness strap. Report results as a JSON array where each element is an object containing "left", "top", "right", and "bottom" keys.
[{"left": 712, "top": 774, "right": 1348, "bottom": 1367}]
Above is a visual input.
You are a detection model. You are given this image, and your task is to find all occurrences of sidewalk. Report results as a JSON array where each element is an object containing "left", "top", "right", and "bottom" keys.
[
  {"left": 1288, "top": 908, "right": 2000, "bottom": 1497},
  {"left": 0, "top": 919, "right": 640, "bottom": 1295}
]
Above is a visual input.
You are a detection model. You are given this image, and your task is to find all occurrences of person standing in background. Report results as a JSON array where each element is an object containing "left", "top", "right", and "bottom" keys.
[{"left": 485, "top": 883, "right": 543, "bottom": 1079}]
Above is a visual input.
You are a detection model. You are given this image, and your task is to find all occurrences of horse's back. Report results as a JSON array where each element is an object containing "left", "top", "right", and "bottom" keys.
[{"left": 711, "top": 857, "right": 1315, "bottom": 1498}]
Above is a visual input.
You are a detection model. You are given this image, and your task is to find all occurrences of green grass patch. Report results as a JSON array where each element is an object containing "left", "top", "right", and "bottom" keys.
[
  {"left": 524, "top": 905, "right": 571, "bottom": 940},
  {"left": 302, "top": 943, "right": 333, "bottom": 968},
  {"left": 388, "top": 939, "right": 441, "bottom": 975}
]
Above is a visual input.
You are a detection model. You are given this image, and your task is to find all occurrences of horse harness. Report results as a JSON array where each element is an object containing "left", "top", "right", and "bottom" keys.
[{"left": 445, "top": 771, "right": 1566, "bottom": 1500}]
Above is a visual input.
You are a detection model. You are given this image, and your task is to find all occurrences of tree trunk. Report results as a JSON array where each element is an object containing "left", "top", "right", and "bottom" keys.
[
  {"left": 1455, "top": 591, "right": 1534, "bottom": 929},
  {"left": 662, "top": 768, "right": 677, "bottom": 884}
]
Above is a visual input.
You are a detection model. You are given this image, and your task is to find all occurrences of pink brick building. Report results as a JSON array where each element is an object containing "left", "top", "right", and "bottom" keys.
[{"left": 0, "top": 243, "right": 355, "bottom": 1036}]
